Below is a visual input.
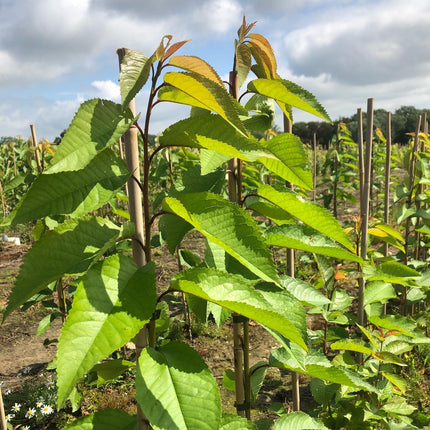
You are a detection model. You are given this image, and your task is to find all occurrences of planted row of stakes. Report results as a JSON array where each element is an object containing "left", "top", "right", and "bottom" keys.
[{"left": 1, "top": 18, "right": 430, "bottom": 430}]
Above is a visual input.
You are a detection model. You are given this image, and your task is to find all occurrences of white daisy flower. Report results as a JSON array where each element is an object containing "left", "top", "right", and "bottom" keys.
[
  {"left": 11, "top": 402, "right": 21, "bottom": 412},
  {"left": 41, "top": 404, "right": 54, "bottom": 415},
  {"left": 5, "top": 413, "right": 15, "bottom": 421},
  {"left": 25, "top": 408, "right": 36, "bottom": 418},
  {"left": 23, "top": 426, "right": 31, "bottom": 430},
  {"left": 36, "top": 401, "right": 43, "bottom": 407},
  {"left": 4, "top": 387, "right": 11, "bottom": 395},
  {"left": 45, "top": 380, "right": 55, "bottom": 389},
  {"left": 23, "top": 366, "right": 32, "bottom": 374}
]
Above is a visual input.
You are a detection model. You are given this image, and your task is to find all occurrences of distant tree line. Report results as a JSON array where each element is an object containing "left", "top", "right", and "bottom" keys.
[{"left": 293, "top": 106, "right": 429, "bottom": 148}]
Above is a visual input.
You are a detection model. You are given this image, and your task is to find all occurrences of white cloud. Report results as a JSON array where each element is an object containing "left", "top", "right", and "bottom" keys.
[
  {"left": 91, "top": 80, "right": 120, "bottom": 102},
  {"left": 0, "top": 0, "right": 429, "bottom": 140},
  {"left": 282, "top": 0, "right": 430, "bottom": 85},
  {"left": 193, "top": 0, "right": 242, "bottom": 34},
  {"left": 0, "top": 95, "right": 85, "bottom": 140}
]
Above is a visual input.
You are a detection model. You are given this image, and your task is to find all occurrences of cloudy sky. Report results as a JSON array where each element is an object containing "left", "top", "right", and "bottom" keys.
[{"left": 1, "top": 0, "right": 429, "bottom": 141}]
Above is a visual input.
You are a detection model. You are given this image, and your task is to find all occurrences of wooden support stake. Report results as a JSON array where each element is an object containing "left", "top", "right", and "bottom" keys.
[
  {"left": 117, "top": 47, "right": 148, "bottom": 430},
  {"left": 0, "top": 388, "right": 7, "bottom": 430},
  {"left": 30, "top": 124, "right": 42, "bottom": 174},
  {"left": 227, "top": 70, "right": 248, "bottom": 418},
  {"left": 384, "top": 112, "right": 392, "bottom": 257},
  {"left": 313, "top": 133, "right": 317, "bottom": 202},
  {"left": 358, "top": 98, "right": 374, "bottom": 327},
  {"left": 414, "top": 112, "right": 428, "bottom": 261},
  {"left": 357, "top": 109, "right": 365, "bottom": 217},
  {"left": 403, "top": 115, "right": 422, "bottom": 315},
  {"left": 283, "top": 114, "right": 300, "bottom": 412}
]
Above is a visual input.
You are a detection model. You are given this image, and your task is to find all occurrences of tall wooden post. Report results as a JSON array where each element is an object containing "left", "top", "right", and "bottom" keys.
[{"left": 117, "top": 47, "right": 148, "bottom": 430}]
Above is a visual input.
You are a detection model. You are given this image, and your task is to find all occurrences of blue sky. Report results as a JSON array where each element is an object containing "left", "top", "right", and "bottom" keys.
[{"left": 1, "top": 0, "right": 429, "bottom": 141}]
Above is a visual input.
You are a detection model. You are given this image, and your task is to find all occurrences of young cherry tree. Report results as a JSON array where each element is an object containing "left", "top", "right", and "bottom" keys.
[{"left": 2, "top": 19, "right": 376, "bottom": 430}]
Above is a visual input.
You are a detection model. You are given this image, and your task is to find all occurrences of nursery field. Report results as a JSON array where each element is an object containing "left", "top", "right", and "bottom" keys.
[{"left": 2, "top": 17, "right": 430, "bottom": 430}]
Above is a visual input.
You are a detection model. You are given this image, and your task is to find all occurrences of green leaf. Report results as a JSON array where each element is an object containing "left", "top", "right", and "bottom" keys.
[
  {"left": 381, "top": 396, "right": 416, "bottom": 416},
  {"left": 381, "top": 372, "right": 407, "bottom": 394},
  {"left": 374, "top": 223, "right": 404, "bottom": 243},
  {"left": 92, "top": 360, "right": 136, "bottom": 386},
  {"left": 47, "top": 99, "right": 135, "bottom": 173},
  {"left": 219, "top": 414, "right": 257, "bottom": 429},
  {"left": 159, "top": 114, "right": 267, "bottom": 163},
  {"left": 330, "top": 340, "right": 375, "bottom": 357},
  {"left": 314, "top": 254, "right": 335, "bottom": 291},
  {"left": 163, "top": 72, "right": 247, "bottom": 135},
  {"left": 200, "top": 149, "right": 230, "bottom": 175},
  {"left": 136, "top": 341, "right": 221, "bottom": 430},
  {"left": 222, "top": 369, "right": 236, "bottom": 392},
  {"left": 172, "top": 268, "right": 307, "bottom": 350},
  {"left": 250, "top": 361, "right": 268, "bottom": 400},
  {"left": 243, "top": 94, "right": 275, "bottom": 131},
  {"left": 266, "top": 224, "right": 361, "bottom": 262},
  {"left": 367, "top": 314, "right": 418, "bottom": 337},
  {"left": 357, "top": 325, "right": 380, "bottom": 350},
  {"left": 310, "top": 379, "right": 338, "bottom": 406},
  {"left": 363, "top": 262, "right": 420, "bottom": 285},
  {"left": 162, "top": 192, "right": 279, "bottom": 283},
  {"left": 62, "top": 409, "right": 137, "bottom": 430},
  {"left": 373, "top": 351, "right": 406, "bottom": 366},
  {"left": 364, "top": 281, "right": 397, "bottom": 306},
  {"left": 36, "top": 312, "right": 62, "bottom": 336},
  {"left": 119, "top": 49, "right": 154, "bottom": 108},
  {"left": 259, "top": 133, "right": 313, "bottom": 190},
  {"left": 246, "top": 198, "right": 294, "bottom": 225},
  {"left": 159, "top": 214, "right": 193, "bottom": 254},
  {"left": 270, "top": 347, "right": 377, "bottom": 392},
  {"left": 248, "top": 79, "right": 331, "bottom": 122},
  {"left": 57, "top": 255, "right": 156, "bottom": 407},
  {"left": 236, "top": 43, "right": 252, "bottom": 88},
  {"left": 4, "top": 217, "right": 122, "bottom": 320},
  {"left": 272, "top": 412, "right": 328, "bottom": 430},
  {"left": 158, "top": 85, "right": 210, "bottom": 111},
  {"left": 9, "top": 149, "right": 129, "bottom": 225},
  {"left": 280, "top": 276, "right": 330, "bottom": 307},
  {"left": 169, "top": 55, "right": 223, "bottom": 86},
  {"left": 258, "top": 185, "right": 353, "bottom": 250}
]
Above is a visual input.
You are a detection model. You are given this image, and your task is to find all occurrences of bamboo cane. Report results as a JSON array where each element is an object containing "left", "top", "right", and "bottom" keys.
[
  {"left": 0, "top": 388, "right": 7, "bottom": 430},
  {"left": 117, "top": 47, "right": 148, "bottom": 430},
  {"left": 414, "top": 112, "right": 427, "bottom": 261},
  {"left": 227, "top": 69, "right": 247, "bottom": 418},
  {"left": 403, "top": 115, "right": 422, "bottom": 315},
  {"left": 0, "top": 182, "right": 6, "bottom": 218},
  {"left": 358, "top": 98, "right": 374, "bottom": 327},
  {"left": 313, "top": 133, "right": 317, "bottom": 202},
  {"left": 384, "top": 112, "right": 392, "bottom": 257},
  {"left": 357, "top": 109, "right": 365, "bottom": 217},
  {"left": 382, "top": 112, "right": 392, "bottom": 315},
  {"left": 30, "top": 124, "right": 42, "bottom": 174},
  {"left": 283, "top": 114, "right": 300, "bottom": 412}
]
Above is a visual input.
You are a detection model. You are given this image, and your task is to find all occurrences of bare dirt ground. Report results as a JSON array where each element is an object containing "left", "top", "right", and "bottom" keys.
[
  {"left": 0, "top": 234, "right": 315, "bottom": 425},
  {"left": 0, "top": 243, "right": 62, "bottom": 390}
]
